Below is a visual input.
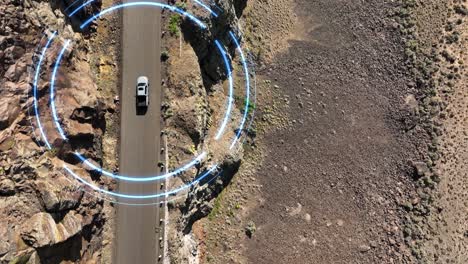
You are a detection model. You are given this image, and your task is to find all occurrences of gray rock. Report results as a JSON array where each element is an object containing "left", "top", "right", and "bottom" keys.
[
  {"left": 358, "top": 244, "right": 371, "bottom": 252},
  {"left": 36, "top": 179, "right": 83, "bottom": 212},
  {"left": 0, "top": 178, "right": 15, "bottom": 196},
  {"left": 0, "top": 96, "right": 20, "bottom": 130},
  {"left": 412, "top": 161, "right": 429, "bottom": 178},
  {"left": 4, "top": 59, "right": 27, "bottom": 82},
  {"left": 3, "top": 46, "right": 25, "bottom": 61},
  {"left": 21, "top": 211, "right": 83, "bottom": 248}
]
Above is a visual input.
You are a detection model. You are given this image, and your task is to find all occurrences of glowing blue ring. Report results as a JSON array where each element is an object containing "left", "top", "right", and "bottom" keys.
[
  {"left": 50, "top": 40, "right": 71, "bottom": 141},
  {"left": 228, "top": 31, "right": 250, "bottom": 149},
  {"left": 31, "top": 2, "right": 254, "bottom": 200},
  {"left": 65, "top": 0, "right": 86, "bottom": 13},
  {"left": 192, "top": 0, "right": 219, "bottom": 17},
  {"left": 33, "top": 31, "right": 57, "bottom": 150},
  {"left": 64, "top": 164, "right": 218, "bottom": 199},
  {"left": 60, "top": 167, "right": 222, "bottom": 205},
  {"left": 77, "top": 2, "right": 206, "bottom": 30},
  {"left": 48, "top": 11, "right": 237, "bottom": 181},
  {"left": 75, "top": 151, "right": 206, "bottom": 181},
  {"left": 214, "top": 39, "right": 234, "bottom": 140},
  {"left": 47, "top": 41, "right": 205, "bottom": 182},
  {"left": 69, "top": 0, "right": 218, "bottom": 18},
  {"left": 53, "top": 2, "right": 235, "bottom": 181},
  {"left": 69, "top": 0, "right": 95, "bottom": 17}
]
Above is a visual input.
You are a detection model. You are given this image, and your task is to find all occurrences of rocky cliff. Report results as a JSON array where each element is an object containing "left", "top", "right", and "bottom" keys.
[
  {"left": 0, "top": 0, "right": 113, "bottom": 263},
  {"left": 161, "top": 0, "right": 249, "bottom": 262}
]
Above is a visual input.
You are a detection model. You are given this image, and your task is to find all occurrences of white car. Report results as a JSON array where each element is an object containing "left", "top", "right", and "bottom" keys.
[{"left": 136, "top": 76, "right": 149, "bottom": 107}]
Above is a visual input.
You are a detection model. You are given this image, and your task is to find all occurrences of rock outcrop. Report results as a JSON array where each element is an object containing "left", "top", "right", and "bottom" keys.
[
  {"left": 164, "top": 1, "right": 248, "bottom": 262},
  {"left": 181, "top": 154, "right": 241, "bottom": 233},
  {"left": 0, "top": 0, "right": 110, "bottom": 263},
  {"left": 20, "top": 211, "right": 83, "bottom": 249},
  {"left": 181, "top": 0, "right": 247, "bottom": 87},
  {"left": 36, "top": 177, "right": 83, "bottom": 212}
]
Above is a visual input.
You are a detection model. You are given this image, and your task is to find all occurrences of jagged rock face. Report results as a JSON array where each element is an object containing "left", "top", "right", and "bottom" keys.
[
  {"left": 181, "top": 154, "right": 241, "bottom": 232},
  {"left": 36, "top": 178, "right": 83, "bottom": 212},
  {"left": 0, "top": 0, "right": 108, "bottom": 263},
  {"left": 20, "top": 211, "right": 83, "bottom": 249},
  {"left": 165, "top": 3, "right": 248, "bottom": 260},
  {"left": 181, "top": 0, "right": 247, "bottom": 87},
  {"left": 170, "top": 96, "right": 206, "bottom": 145}
]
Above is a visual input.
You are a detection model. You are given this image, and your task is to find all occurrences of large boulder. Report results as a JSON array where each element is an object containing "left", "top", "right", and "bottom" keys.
[
  {"left": 36, "top": 178, "right": 83, "bottom": 212},
  {"left": 0, "top": 95, "right": 20, "bottom": 130},
  {"left": 4, "top": 59, "right": 27, "bottom": 82},
  {"left": 20, "top": 211, "right": 83, "bottom": 248}
]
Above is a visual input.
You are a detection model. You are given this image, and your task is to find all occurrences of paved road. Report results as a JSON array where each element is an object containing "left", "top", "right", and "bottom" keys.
[{"left": 115, "top": 1, "right": 163, "bottom": 263}]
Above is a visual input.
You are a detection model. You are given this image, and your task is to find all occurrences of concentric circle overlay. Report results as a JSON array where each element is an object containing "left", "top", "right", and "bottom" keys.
[{"left": 31, "top": 1, "right": 255, "bottom": 201}]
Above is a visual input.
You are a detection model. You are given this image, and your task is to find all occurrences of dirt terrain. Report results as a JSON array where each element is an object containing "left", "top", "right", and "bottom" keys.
[
  {"left": 411, "top": 1, "right": 468, "bottom": 263},
  {"left": 205, "top": 0, "right": 423, "bottom": 263},
  {"left": 199, "top": 1, "right": 467, "bottom": 264}
]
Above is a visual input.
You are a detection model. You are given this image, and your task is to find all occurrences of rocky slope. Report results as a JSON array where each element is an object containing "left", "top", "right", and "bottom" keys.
[
  {"left": 0, "top": 0, "right": 115, "bottom": 263},
  {"left": 160, "top": 0, "right": 248, "bottom": 262}
]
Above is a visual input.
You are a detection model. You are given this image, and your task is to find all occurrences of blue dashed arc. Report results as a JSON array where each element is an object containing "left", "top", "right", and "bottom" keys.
[
  {"left": 64, "top": 164, "right": 219, "bottom": 199},
  {"left": 32, "top": 1, "right": 254, "bottom": 200},
  {"left": 47, "top": 40, "right": 229, "bottom": 181}
]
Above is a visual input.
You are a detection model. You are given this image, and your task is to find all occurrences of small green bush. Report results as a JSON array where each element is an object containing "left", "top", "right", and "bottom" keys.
[{"left": 168, "top": 14, "right": 182, "bottom": 36}]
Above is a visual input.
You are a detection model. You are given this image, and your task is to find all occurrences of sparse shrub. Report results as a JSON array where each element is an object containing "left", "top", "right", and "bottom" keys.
[
  {"left": 245, "top": 221, "right": 256, "bottom": 238},
  {"left": 208, "top": 196, "right": 222, "bottom": 221},
  {"left": 175, "top": 2, "right": 187, "bottom": 11},
  {"left": 454, "top": 5, "right": 468, "bottom": 16},
  {"left": 188, "top": 144, "right": 196, "bottom": 155},
  {"left": 161, "top": 50, "right": 169, "bottom": 61},
  {"left": 168, "top": 14, "right": 182, "bottom": 36},
  {"left": 163, "top": 108, "right": 174, "bottom": 119},
  {"left": 445, "top": 32, "right": 459, "bottom": 44},
  {"left": 47, "top": 147, "right": 58, "bottom": 157}
]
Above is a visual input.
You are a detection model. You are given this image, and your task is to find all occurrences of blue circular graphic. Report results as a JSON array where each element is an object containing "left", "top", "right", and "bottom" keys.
[{"left": 29, "top": 1, "right": 256, "bottom": 202}]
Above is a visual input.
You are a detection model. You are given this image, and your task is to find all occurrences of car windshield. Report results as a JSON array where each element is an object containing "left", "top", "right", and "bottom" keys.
[{"left": 138, "top": 83, "right": 146, "bottom": 86}]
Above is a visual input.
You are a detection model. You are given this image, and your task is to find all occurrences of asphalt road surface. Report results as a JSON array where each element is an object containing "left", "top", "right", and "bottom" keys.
[{"left": 114, "top": 1, "right": 163, "bottom": 263}]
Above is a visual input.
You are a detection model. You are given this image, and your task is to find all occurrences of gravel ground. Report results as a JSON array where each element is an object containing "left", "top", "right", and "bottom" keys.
[{"left": 243, "top": 1, "right": 427, "bottom": 263}]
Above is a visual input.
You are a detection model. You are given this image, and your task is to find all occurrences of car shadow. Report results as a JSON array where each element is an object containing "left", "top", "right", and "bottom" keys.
[{"left": 136, "top": 105, "right": 148, "bottom": 116}]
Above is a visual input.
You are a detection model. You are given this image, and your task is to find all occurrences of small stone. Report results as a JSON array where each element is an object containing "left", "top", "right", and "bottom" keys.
[
  {"left": 337, "top": 219, "right": 344, "bottom": 226},
  {"left": 0, "top": 179, "right": 15, "bottom": 196},
  {"left": 358, "top": 244, "right": 371, "bottom": 252},
  {"left": 412, "top": 161, "right": 429, "bottom": 178}
]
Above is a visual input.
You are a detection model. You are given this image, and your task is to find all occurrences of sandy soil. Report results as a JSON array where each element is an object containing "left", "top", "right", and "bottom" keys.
[{"left": 416, "top": 1, "right": 468, "bottom": 263}]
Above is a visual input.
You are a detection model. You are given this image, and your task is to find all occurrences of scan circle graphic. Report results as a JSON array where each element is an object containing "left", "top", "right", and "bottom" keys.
[{"left": 29, "top": 1, "right": 256, "bottom": 205}]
